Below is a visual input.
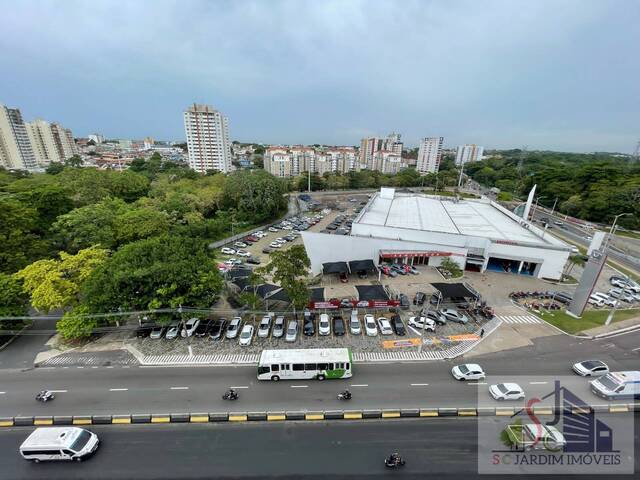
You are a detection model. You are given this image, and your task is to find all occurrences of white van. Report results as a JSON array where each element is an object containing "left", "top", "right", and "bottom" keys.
[
  {"left": 590, "top": 371, "right": 640, "bottom": 400},
  {"left": 20, "top": 427, "right": 99, "bottom": 462}
]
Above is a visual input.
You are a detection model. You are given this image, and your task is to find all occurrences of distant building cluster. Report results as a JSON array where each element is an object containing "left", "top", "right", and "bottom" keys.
[
  {"left": 455, "top": 144, "right": 484, "bottom": 166},
  {"left": 0, "top": 103, "right": 78, "bottom": 171},
  {"left": 264, "top": 146, "right": 358, "bottom": 178}
]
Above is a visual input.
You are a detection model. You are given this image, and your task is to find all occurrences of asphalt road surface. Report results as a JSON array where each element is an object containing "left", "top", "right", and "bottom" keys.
[
  {"left": 1, "top": 331, "right": 638, "bottom": 417},
  {"left": 0, "top": 417, "right": 638, "bottom": 480}
]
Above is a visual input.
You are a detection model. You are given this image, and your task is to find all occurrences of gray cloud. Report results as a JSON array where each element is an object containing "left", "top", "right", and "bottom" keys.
[{"left": 1, "top": 0, "right": 638, "bottom": 152}]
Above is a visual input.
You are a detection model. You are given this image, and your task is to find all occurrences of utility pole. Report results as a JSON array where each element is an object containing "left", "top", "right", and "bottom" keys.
[
  {"left": 604, "top": 213, "right": 631, "bottom": 325},
  {"left": 550, "top": 197, "right": 558, "bottom": 216}
]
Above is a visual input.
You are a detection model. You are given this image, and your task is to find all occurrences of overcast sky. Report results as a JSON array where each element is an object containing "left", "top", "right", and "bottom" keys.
[{"left": 1, "top": 0, "right": 638, "bottom": 152}]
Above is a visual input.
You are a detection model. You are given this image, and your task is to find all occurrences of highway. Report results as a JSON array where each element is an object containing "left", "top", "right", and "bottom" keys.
[
  {"left": 1, "top": 331, "right": 638, "bottom": 417},
  {"left": 0, "top": 417, "right": 638, "bottom": 479}
]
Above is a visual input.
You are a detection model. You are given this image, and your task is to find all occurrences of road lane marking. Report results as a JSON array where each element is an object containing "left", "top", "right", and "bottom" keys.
[
  {"left": 350, "top": 384, "right": 368, "bottom": 387},
  {"left": 109, "top": 388, "right": 128, "bottom": 391},
  {"left": 632, "top": 346, "right": 640, "bottom": 352},
  {"left": 410, "top": 383, "right": 429, "bottom": 386},
  {"left": 170, "top": 386, "right": 189, "bottom": 390},
  {"left": 92, "top": 366, "right": 99, "bottom": 369},
  {"left": 290, "top": 385, "right": 308, "bottom": 388},
  {"left": 49, "top": 389, "right": 68, "bottom": 393},
  {"left": 0, "top": 392, "right": 5, "bottom": 395},
  {"left": 229, "top": 386, "right": 249, "bottom": 389},
  {"left": 529, "top": 381, "right": 548, "bottom": 385},
  {"left": 468, "top": 382, "right": 487, "bottom": 385}
]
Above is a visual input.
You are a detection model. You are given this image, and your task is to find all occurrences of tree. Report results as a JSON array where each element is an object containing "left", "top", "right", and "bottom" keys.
[
  {"left": 114, "top": 206, "right": 171, "bottom": 245},
  {"left": 81, "top": 235, "right": 223, "bottom": 313},
  {"left": 45, "top": 162, "right": 65, "bottom": 175},
  {"left": 56, "top": 305, "right": 97, "bottom": 341},
  {"left": 564, "top": 254, "right": 587, "bottom": 278},
  {"left": 0, "top": 274, "right": 29, "bottom": 330},
  {"left": 222, "top": 170, "right": 287, "bottom": 222},
  {"left": 260, "top": 244, "right": 310, "bottom": 312},
  {"left": 0, "top": 197, "right": 45, "bottom": 273},
  {"left": 15, "top": 246, "right": 109, "bottom": 312},
  {"left": 253, "top": 145, "right": 265, "bottom": 155},
  {"left": 65, "top": 155, "right": 83, "bottom": 168},
  {"left": 440, "top": 258, "right": 462, "bottom": 278}
]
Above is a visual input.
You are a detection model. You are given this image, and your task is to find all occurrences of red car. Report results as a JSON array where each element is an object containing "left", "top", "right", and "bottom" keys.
[{"left": 244, "top": 236, "right": 259, "bottom": 243}]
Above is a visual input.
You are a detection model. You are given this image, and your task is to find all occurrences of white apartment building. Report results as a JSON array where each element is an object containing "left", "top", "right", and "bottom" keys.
[
  {"left": 88, "top": 133, "right": 104, "bottom": 144},
  {"left": 359, "top": 133, "right": 403, "bottom": 170},
  {"left": 416, "top": 136, "right": 444, "bottom": 174},
  {"left": 264, "top": 145, "right": 356, "bottom": 178},
  {"left": 455, "top": 144, "right": 484, "bottom": 166},
  {"left": 372, "top": 150, "right": 403, "bottom": 174},
  {"left": 26, "top": 119, "right": 78, "bottom": 166},
  {"left": 183, "top": 103, "right": 232, "bottom": 173},
  {"left": 0, "top": 104, "right": 37, "bottom": 170},
  {"left": 264, "top": 148, "right": 292, "bottom": 177}
]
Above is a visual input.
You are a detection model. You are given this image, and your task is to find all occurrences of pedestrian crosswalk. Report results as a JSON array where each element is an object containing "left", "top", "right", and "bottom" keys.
[
  {"left": 498, "top": 315, "right": 542, "bottom": 325},
  {"left": 141, "top": 353, "right": 260, "bottom": 366}
]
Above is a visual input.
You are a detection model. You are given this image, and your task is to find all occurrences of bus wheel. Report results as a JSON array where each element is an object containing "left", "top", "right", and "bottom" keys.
[
  {"left": 317, "top": 374, "right": 325, "bottom": 381},
  {"left": 271, "top": 375, "right": 280, "bottom": 382}
]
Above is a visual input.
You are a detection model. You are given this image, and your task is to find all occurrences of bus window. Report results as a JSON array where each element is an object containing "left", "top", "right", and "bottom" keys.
[
  {"left": 292, "top": 364, "right": 304, "bottom": 371},
  {"left": 258, "top": 366, "right": 270, "bottom": 375},
  {"left": 317, "top": 363, "right": 328, "bottom": 370},
  {"left": 305, "top": 363, "right": 316, "bottom": 370},
  {"left": 271, "top": 364, "right": 280, "bottom": 372},
  {"left": 328, "top": 363, "right": 334, "bottom": 370},
  {"left": 281, "top": 364, "right": 290, "bottom": 370},
  {"left": 345, "top": 363, "right": 350, "bottom": 370}
]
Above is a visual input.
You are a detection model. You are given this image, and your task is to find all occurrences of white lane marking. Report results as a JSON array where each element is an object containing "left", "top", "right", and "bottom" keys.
[
  {"left": 109, "top": 388, "right": 128, "bottom": 392},
  {"left": 0, "top": 392, "right": 5, "bottom": 395},
  {"left": 350, "top": 384, "right": 368, "bottom": 387},
  {"left": 49, "top": 389, "right": 68, "bottom": 393},
  {"left": 529, "top": 381, "right": 549, "bottom": 385},
  {"left": 77, "top": 367, "right": 84, "bottom": 369},
  {"left": 410, "top": 383, "right": 429, "bottom": 386},
  {"left": 229, "top": 386, "right": 249, "bottom": 389},
  {"left": 92, "top": 366, "right": 99, "bottom": 369},
  {"left": 170, "top": 386, "right": 189, "bottom": 390},
  {"left": 106, "top": 366, "right": 114, "bottom": 369},
  {"left": 122, "top": 366, "right": 130, "bottom": 368},
  {"left": 632, "top": 346, "right": 640, "bottom": 352},
  {"left": 290, "top": 385, "right": 308, "bottom": 388},
  {"left": 468, "top": 382, "right": 487, "bottom": 385}
]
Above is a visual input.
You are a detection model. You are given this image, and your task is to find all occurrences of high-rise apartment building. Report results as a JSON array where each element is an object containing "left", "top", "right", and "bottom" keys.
[
  {"left": 264, "top": 145, "right": 356, "bottom": 178},
  {"left": 0, "top": 104, "right": 37, "bottom": 170},
  {"left": 183, "top": 103, "right": 232, "bottom": 173},
  {"left": 26, "top": 119, "right": 78, "bottom": 166},
  {"left": 416, "top": 137, "right": 444, "bottom": 174},
  {"left": 359, "top": 133, "right": 403, "bottom": 169},
  {"left": 372, "top": 150, "right": 403, "bottom": 174},
  {"left": 455, "top": 144, "right": 484, "bottom": 166}
]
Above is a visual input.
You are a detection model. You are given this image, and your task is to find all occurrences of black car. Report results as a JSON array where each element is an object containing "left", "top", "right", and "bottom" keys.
[
  {"left": 399, "top": 294, "right": 410, "bottom": 310},
  {"left": 390, "top": 315, "right": 406, "bottom": 336},
  {"left": 262, "top": 247, "right": 273, "bottom": 254},
  {"left": 414, "top": 291, "right": 426, "bottom": 305},
  {"left": 209, "top": 319, "right": 228, "bottom": 340},
  {"left": 326, "top": 224, "right": 338, "bottom": 230},
  {"left": 246, "top": 256, "right": 261, "bottom": 265},
  {"left": 135, "top": 325, "right": 154, "bottom": 338},
  {"left": 194, "top": 319, "right": 212, "bottom": 337},
  {"left": 333, "top": 316, "right": 346, "bottom": 336},
  {"left": 303, "top": 313, "right": 315, "bottom": 336},
  {"left": 429, "top": 292, "right": 441, "bottom": 306}
]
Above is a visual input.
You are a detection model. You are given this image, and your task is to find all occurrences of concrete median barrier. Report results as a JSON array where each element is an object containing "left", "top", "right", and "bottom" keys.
[
  {"left": 131, "top": 414, "right": 151, "bottom": 424},
  {"left": 189, "top": 413, "right": 209, "bottom": 423},
  {"left": 591, "top": 404, "right": 610, "bottom": 413},
  {"left": 285, "top": 411, "right": 305, "bottom": 421},
  {"left": 150, "top": 414, "right": 171, "bottom": 423},
  {"left": 267, "top": 412, "right": 286, "bottom": 421},
  {"left": 323, "top": 410, "right": 344, "bottom": 420},
  {"left": 609, "top": 404, "right": 629, "bottom": 413},
  {"left": 228, "top": 413, "right": 248, "bottom": 422},
  {"left": 343, "top": 411, "right": 363, "bottom": 420},
  {"left": 495, "top": 407, "right": 514, "bottom": 416},
  {"left": 0, "top": 417, "right": 14, "bottom": 427},
  {"left": 72, "top": 416, "right": 93, "bottom": 425},
  {"left": 92, "top": 415, "right": 112, "bottom": 425},
  {"left": 247, "top": 412, "right": 267, "bottom": 421},
  {"left": 33, "top": 416, "right": 53, "bottom": 425},
  {"left": 400, "top": 408, "right": 420, "bottom": 418},
  {"left": 209, "top": 412, "right": 229, "bottom": 422},
  {"left": 419, "top": 408, "right": 438, "bottom": 417},
  {"left": 53, "top": 416, "right": 73, "bottom": 425},
  {"left": 362, "top": 409, "right": 382, "bottom": 419},
  {"left": 457, "top": 408, "right": 477, "bottom": 416},
  {"left": 111, "top": 415, "right": 131, "bottom": 424},
  {"left": 304, "top": 412, "right": 325, "bottom": 421},
  {"left": 170, "top": 413, "right": 190, "bottom": 423},
  {"left": 476, "top": 407, "right": 495, "bottom": 416},
  {"left": 14, "top": 416, "right": 34, "bottom": 426},
  {"left": 381, "top": 410, "right": 400, "bottom": 418},
  {"left": 571, "top": 406, "right": 592, "bottom": 415},
  {"left": 437, "top": 408, "right": 458, "bottom": 417},
  {"left": 629, "top": 403, "right": 640, "bottom": 412},
  {"left": 533, "top": 406, "right": 554, "bottom": 416}
]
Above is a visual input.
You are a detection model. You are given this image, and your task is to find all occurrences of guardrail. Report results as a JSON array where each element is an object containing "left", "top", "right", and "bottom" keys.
[{"left": 2, "top": 403, "right": 637, "bottom": 427}]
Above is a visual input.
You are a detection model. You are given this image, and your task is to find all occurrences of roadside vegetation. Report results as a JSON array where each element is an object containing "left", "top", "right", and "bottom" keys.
[
  {"left": 0, "top": 154, "right": 288, "bottom": 340},
  {"left": 533, "top": 308, "right": 640, "bottom": 335}
]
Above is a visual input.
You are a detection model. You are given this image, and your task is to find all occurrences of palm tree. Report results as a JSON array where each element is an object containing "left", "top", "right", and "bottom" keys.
[{"left": 564, "top": 254, "right": 586, "bottom": 279}]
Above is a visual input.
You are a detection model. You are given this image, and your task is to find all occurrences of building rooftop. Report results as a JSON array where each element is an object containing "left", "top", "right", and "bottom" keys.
[{"left": 356, "top": 189, "right": 564, "bottom": 246}]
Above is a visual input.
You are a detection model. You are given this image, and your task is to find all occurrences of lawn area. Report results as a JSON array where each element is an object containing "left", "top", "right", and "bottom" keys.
[{"left": 533, "top": 308, "right": 640, "bottom": 335}]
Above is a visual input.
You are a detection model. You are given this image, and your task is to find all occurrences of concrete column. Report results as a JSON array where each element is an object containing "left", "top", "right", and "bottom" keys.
[{"left": 517, "top": 261, "right": 524, "bottom": 274}]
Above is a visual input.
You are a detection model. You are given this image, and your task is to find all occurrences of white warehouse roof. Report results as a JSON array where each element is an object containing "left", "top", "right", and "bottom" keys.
[{"left": 356, "top": 190, "right": 561, "bottom": 246}]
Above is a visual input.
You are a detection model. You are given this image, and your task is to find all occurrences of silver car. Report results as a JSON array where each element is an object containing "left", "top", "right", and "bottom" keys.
[
  {"left": 349, "top": 310, "right": 361, "bottom": 335},
  {"left": 285, "top": 319, "right": 298, "bottom": 342},
  {"left": 165, "top": 321, "right": 180, "bottom": 339},
  {"left": 439, "top": 308, "right": 469, "bottom": 324},
  {"left": 272, "top": 316, "right": 285, "bottom": 338},
  {"left": 225, "top": 317, "right": 242, "bottom": 339}
]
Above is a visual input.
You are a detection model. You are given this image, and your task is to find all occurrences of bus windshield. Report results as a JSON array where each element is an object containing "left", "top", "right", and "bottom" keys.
[{"left": 70, "top": 430, "right": 92, "bottom": 452}]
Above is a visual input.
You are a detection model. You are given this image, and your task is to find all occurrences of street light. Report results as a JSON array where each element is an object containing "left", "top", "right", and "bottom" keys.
[{"left": 604, "top": 213, "right": 631, "bottom": 326}]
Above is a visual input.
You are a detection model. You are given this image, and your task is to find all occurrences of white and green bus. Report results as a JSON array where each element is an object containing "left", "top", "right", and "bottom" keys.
[{"left": 257, "top": 348, "right": 353, "bottom": 381}]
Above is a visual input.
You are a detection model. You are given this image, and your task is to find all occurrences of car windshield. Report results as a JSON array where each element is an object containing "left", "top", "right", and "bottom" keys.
[
  {"left": 240, "top": 330, "right": 251, "bottom": 338},
  {"left": 497, "top": 384, "right": 509, "bottom": 394},
  {"left": 287, "top": 327, "right": 296, "bottom": 334},
  {"left": 70, "top": 430, "right": 92, "bottom": 452},
  {"left": 459, "top": 365, "right": 469, "bottom": 374},
  {"left": 582, "top": 361, "right": 603, "bottom": 370}
]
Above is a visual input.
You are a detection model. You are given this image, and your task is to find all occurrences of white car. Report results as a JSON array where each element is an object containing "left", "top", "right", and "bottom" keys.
[
  {"left": 257, "top": 315, "right": 272, "bottom": 338},
  {"left": 377, "top": 317, "right": 393, "bottom": 335},
  {"left": 275, "top": 238, "right": 287, "bottom": 244},
  {"left": 269, "top": 242, "right": 283, "bottom": 248},
  {"left": 253, "top": 231, "right": 266, "bottom": 238},
  {"left": 349, "top": 311, "right": 361, "bottom": 335},
  {"left": 234, "top": 241, "right": 248, "bottom": 249},
  {"left": 165, "top": 321, "right": 180, "bottom": 340},
  {"left": 439, "top": 308, "right": 469, "bottom": 324},
  {"left": 181, "top": 317, "right": 200, "bottom": 337},
  {"left": 489, "top": 383, "right": 525, "bottom": 401},
  {"left": 319, "top": 313, "right": 331, "bottom": 336},
  {"left": 220, "top": 247, "right": 236, "bottom": 255},
  {"left": 268, "top": 227, "right": 279, "bottom": 232},
  {"left": 285, "top": 319, "right": 298, "bottom": 342},
  {"left": 236, "top": 250, "right": 251, "bottom": 257},
  {"left": 572, "top": 360, "right": 609, "bottom": 377},
  {"left": 239, "top": 324, "right": 254, "bottom": 346},
  {"left": 225, "top": 317, "right": 242, "bottom": 339},
  {"left": 282, "top": 225, "right": 293, "bottom": 230},
  {"left": 364, "top": 314, "right": 378, "bottom": 336},
  {"left": 591, "top": 292, "right": 617, "bottom": 307},
  {"left": 225, "top": 258, "right": 241, "bottom": 266},
  {"left": 588, "top": 294, "right": 605, "bottom": 307},
  {"left": 451, "top": 363, "right": 486, "bottom": 381},
  {"left": 408, "top": 316, "right": 435, "bottom": 332}
]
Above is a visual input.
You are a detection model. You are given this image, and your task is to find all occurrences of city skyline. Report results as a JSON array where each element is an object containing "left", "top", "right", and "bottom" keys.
[{"left": 1, "top": 1, "right": 639, "bottom": 153}]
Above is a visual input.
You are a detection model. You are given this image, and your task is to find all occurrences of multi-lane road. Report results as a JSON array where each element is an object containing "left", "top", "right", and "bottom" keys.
[{"left": 1, "top": 330, "right": 638, "bottom": 417}]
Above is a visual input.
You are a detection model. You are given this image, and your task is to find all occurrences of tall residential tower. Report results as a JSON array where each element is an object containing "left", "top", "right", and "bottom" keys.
[
  {"left": 0, "top": 104, "right": 37, "bottom": 170},
  {"left": 183, "top": 103, "right": 232, "bottom": 173},
  {"left": 416, "top": 136, "right": 444, "bottom": 174}
]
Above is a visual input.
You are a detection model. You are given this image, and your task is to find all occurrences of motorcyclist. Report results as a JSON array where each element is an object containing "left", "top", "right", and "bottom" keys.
[
  {"left": 225, "top": 388, "right": 238, "bottom": 399},
  {"left": 338, "top": 389, "right": 351, "bottom": 400},
  {"left": 387, "top": 452, "right": 402, "bottom": 466}
]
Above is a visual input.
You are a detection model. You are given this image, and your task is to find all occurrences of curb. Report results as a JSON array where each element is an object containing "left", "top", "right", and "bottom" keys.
[
  {"left": 1, "top": 404, "right": 637, "bottom": 427},
  {"left": 0, "top": 322, "right": 32, "bottom": 353}
]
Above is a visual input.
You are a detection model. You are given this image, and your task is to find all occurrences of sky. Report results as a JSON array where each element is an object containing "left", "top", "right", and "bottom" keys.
[{"left": 1, "top": 0, "right": 638, "bottom": 152}]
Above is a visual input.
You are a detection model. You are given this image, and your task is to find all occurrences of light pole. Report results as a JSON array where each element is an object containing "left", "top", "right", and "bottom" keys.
[
  {"left": 549, "top": 197, "right": 558, "bottom": 216},
  {"left": 418, "top": 292, "right": 441, "bottom": 354},
  {"left": 604, "top": 213, "right": 631, "bottom": 326}
]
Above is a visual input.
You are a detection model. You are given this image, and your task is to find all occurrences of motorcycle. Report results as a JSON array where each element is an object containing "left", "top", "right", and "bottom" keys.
[
  {"left": 337, "top": 391, "right": 352, "bottom": 401},
  {"left": 35, "top": 390, "right": 55, "bottom": 403},
  {"left": 384, "top": 454, "right": 405, "bottom": 468},
  {"left": 222, "top": 390, "right": 239, "bottom": 401}
]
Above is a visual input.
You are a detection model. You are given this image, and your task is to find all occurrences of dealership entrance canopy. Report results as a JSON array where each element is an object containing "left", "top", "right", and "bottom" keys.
[
  {"left": 301, "top": 188, "right": 573, "bottom": 281},
  {"left": 431, "top": 282, "right": 479, "bottom": 300},
  {"left": 348, "top": 259, "right": 377, "bottom": 273}
]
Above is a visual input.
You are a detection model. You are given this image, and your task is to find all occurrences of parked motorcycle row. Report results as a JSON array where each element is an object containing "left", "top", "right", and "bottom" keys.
[{"left": 509, "top": 291, "right": 563, "bottom": 311}]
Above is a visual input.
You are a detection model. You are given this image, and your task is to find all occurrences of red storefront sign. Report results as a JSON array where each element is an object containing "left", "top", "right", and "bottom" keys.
[
  {"left": 379, "top": 251, "right": 453, "bottom": 259},
  {"left": 308, "top": 299, "right": 400, "bottom": 309}
]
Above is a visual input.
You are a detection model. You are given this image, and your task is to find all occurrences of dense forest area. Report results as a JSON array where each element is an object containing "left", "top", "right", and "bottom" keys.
[
  {"left": 0, "top": 154, "right": 288, "bottom": 338},
  {"left": 465, "top": 151, "right": 640, "bottom": 229}
]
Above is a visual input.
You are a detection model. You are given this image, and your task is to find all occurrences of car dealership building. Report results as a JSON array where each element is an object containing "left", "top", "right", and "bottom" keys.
[{"left": 302, "top": 188, "right": 572, "bottom": 281}]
